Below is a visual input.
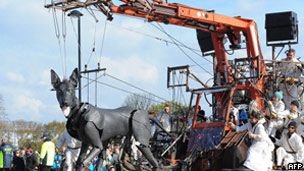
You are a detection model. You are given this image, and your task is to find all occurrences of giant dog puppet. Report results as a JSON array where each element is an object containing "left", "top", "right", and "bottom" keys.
[{"left": 51, "top": 68, "right": 170, "bottom": 170}]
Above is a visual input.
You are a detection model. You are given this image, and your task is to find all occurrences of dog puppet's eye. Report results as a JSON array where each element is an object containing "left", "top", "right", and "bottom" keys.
[{"left": 57, "top": 90, "right": 63, "bottom": 96}]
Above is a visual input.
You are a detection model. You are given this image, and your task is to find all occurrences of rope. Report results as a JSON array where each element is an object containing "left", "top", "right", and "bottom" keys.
[
  {"left": 86, "top": 6, "right": 99, "bottom": 23},
  {"left": 86, "top": 21, "right": 98, "bottom": 65},
  {"left": 51, "top": 7, "right": 65, "bottom": 77},
  {"left": 99, "top": 11, "right": 109, "bottom": 64},
  {"left": 62, "top": 11, "right": 67, "bottom": 78}
]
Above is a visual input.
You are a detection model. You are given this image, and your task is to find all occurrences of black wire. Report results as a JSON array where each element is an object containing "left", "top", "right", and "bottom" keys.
[
  {"left": 90, "top": 8, "right": 213, "bottom": 64},
  {"left": 151, "top": 23, "right": 213, "bottom": 64},
  {"left": 275, "top": 45, "right": 285, "bottom": 60},
  {"left": 108, "top": 22, "right": 203, "bottom": 53},
  {"left": 105, "top": 73, "right": 170, "bottom": 102},
  {"left": 82, "top": 73, "right": 187, "bottom": 111},
  {"left": 81, "top": 75, "right": 164, "bottom": 104},
  {"left": 151, "top": 23, "right": 213, "bottom": 76}
]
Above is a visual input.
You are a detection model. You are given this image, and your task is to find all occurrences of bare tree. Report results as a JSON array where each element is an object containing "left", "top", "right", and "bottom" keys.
[{"left": 123, "top": 93, "right": 155, "bottom": 110}]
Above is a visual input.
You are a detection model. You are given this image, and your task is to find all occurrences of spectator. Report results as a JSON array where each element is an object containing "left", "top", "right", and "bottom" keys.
[
  {"left": 112, "top": 146, "right": 119, "bottom": 162},
  {"left": 26, "top": 148, "right": 38, "bottom": 171},
  {"left": 60, "top": 147, "right": 66, "bottom": 171},
  {"left": 12, "top": 150, "right": 25, "bottom": 171},
  {"left": 101, "top": 148, "right": 114, "bottom": 171},
  {"left": 157, "top": 104, "right": 172, "bottom": 132},
  {"left": 87, "top": 161, "right": 94, "bottom": 171},
  {"left": 107, "top": 164, "right": 115, "bottom": 171},
  {"left": 34, "top": 151, "right": 40, "bottom": 166},
  {"left": 20, "top": 148, "right": 27, "bottom": 168},
  {"left": 51, "top": 148, "right": 62, "bottom": 171},
  {"left": 148, "top": 111, "right": 157, "bottom": 137},
  {"left": 56, "top": 129, "right": 81, "bottom": 171},
  {"left": 0, "top": 138, "right": 13, "bottom": 171},
  {"left": 40, "top": 133, "right": 55, "bottom": 171}
]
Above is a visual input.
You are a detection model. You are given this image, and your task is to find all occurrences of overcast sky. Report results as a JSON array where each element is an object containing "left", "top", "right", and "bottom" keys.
[{"left": 1, "top": 0, "right": 304, "bottom": 123}]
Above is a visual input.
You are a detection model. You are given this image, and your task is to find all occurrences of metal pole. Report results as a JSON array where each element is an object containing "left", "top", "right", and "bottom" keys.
[
  {"left": 78, "top": 15, "right": 82, "bottom": 103},
  {"left": 67, "top": 10, "right": 83, "bottom": 102}
]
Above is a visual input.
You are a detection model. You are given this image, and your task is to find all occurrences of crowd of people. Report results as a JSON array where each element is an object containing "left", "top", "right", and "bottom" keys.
[
  {"left": 228, "top": 49, "right": 304, "bottom": 170},
  {"left": 0, "top": 134, "right": 122, "bottom": 171}
]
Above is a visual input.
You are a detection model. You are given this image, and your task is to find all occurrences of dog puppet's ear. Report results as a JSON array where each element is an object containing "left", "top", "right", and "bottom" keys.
[
  {"left": 69, "top": 68, "right": 79, "bottom": 87},
  {"left": 51, "top": 69, "right": 61, "bottom": 88}
]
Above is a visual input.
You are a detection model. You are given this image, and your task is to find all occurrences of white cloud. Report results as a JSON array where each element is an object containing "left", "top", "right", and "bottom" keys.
[
  {"left": 39, "top": 70, "right": 51, "bottom": 85},
  {"left": 6, "top": 72, "right": 25, "bottom": 83},
  {"left": 101, "top": 55, "right": 158, "bottom": 84},
  {"left": 11, "top": 95, "right": 43, "bottom": 120}
]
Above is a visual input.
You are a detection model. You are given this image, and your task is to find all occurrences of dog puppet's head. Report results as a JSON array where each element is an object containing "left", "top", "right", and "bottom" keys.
[{"left": 51, "top": 68, "right": 79, "bottom": 118}]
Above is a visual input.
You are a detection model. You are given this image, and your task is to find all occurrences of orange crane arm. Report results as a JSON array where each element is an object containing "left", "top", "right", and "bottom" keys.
[{"left": 110, "top": 1, "right": 266, "bottom": 77}]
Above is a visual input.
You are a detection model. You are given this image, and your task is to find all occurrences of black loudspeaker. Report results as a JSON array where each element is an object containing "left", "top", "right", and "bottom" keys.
[
  {"left": 265, "top": 11, "right": 297, "bottom": 42},
  {"left": 196, "top": 29, "right": 214, "bottom": 54}
]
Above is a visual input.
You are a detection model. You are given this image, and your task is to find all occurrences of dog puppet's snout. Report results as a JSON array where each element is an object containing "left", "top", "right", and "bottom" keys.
[{"left": 60, "top": 102, "right": 69, "bottom": 108}]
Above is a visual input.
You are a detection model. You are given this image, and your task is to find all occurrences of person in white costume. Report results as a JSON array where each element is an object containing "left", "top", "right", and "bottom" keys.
[
  {"left": 267, "top": 91, "right": 286, "bottom": 137},
  {"left": 296, "top": 114, "right": 304, "bottom": 143},
  {"left": 274, "top": 121, "right": 304, "bottom": 169},
  {"left": 56, "top": 129, "right": 81, "bottom": 171},
  {"left": 229, "top": 111, "right": 274, "bottom": 171},
  {"left": 278, "top": 49, "right": 302, "bottom": 109},
  {"left": 282, "top": 100, "right": 301, "bottom": 132}
]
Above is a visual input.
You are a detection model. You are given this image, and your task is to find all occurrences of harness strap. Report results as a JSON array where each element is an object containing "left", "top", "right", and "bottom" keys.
[
  {"left": 126, "top": 110, "right": 137, "bottom": 145},
  {"left": 128, "top": 110, "right": 137, "bottom": 133},
  {"left": 286, "top": 135, "right": 297, "bottom": 154}
]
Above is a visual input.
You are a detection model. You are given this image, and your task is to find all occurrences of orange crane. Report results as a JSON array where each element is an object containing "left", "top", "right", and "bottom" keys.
[{"left": 46, "top": 0, "right": 267, "bottom": 127}]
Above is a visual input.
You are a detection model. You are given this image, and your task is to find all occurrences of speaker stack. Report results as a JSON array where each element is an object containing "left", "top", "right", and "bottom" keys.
[{"left": 265, "top": 11, "right": 298, "bottom": 43}]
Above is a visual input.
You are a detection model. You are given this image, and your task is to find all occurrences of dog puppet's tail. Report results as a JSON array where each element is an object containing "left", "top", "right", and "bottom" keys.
[{"left": 148, "top": 115, "right": 174, "bottom": 137}]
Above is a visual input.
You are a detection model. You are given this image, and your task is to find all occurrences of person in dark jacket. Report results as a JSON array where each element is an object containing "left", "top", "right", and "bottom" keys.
[
  {"left": 26, "top": 148, "right": 38, "bottom": 171},
  {"left": 12, "top": 150, "right": 25, "bottom": 171},
  {"left": 0, "top": 138, "right": 13, "bottom": 171}
]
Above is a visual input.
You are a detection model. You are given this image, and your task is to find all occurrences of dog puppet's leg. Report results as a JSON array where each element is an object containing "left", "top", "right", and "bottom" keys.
[
  {"left": 75, "top": 143, "right": 89, "bottom": 171},
  {"left": 95, "top": 150, "right": 104, "bottom": 171},
  {"left": 137, "top": 146, "right": 158, "bottom": 168},
  {"left": 81, "top": 121, "right": 103, "bottom": 167},
  {"left": 95, "top": 140, "right": 109, "bottom": 171},
  {"left": 82, "top": 147, "right": 101, "bottom": 166}
]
